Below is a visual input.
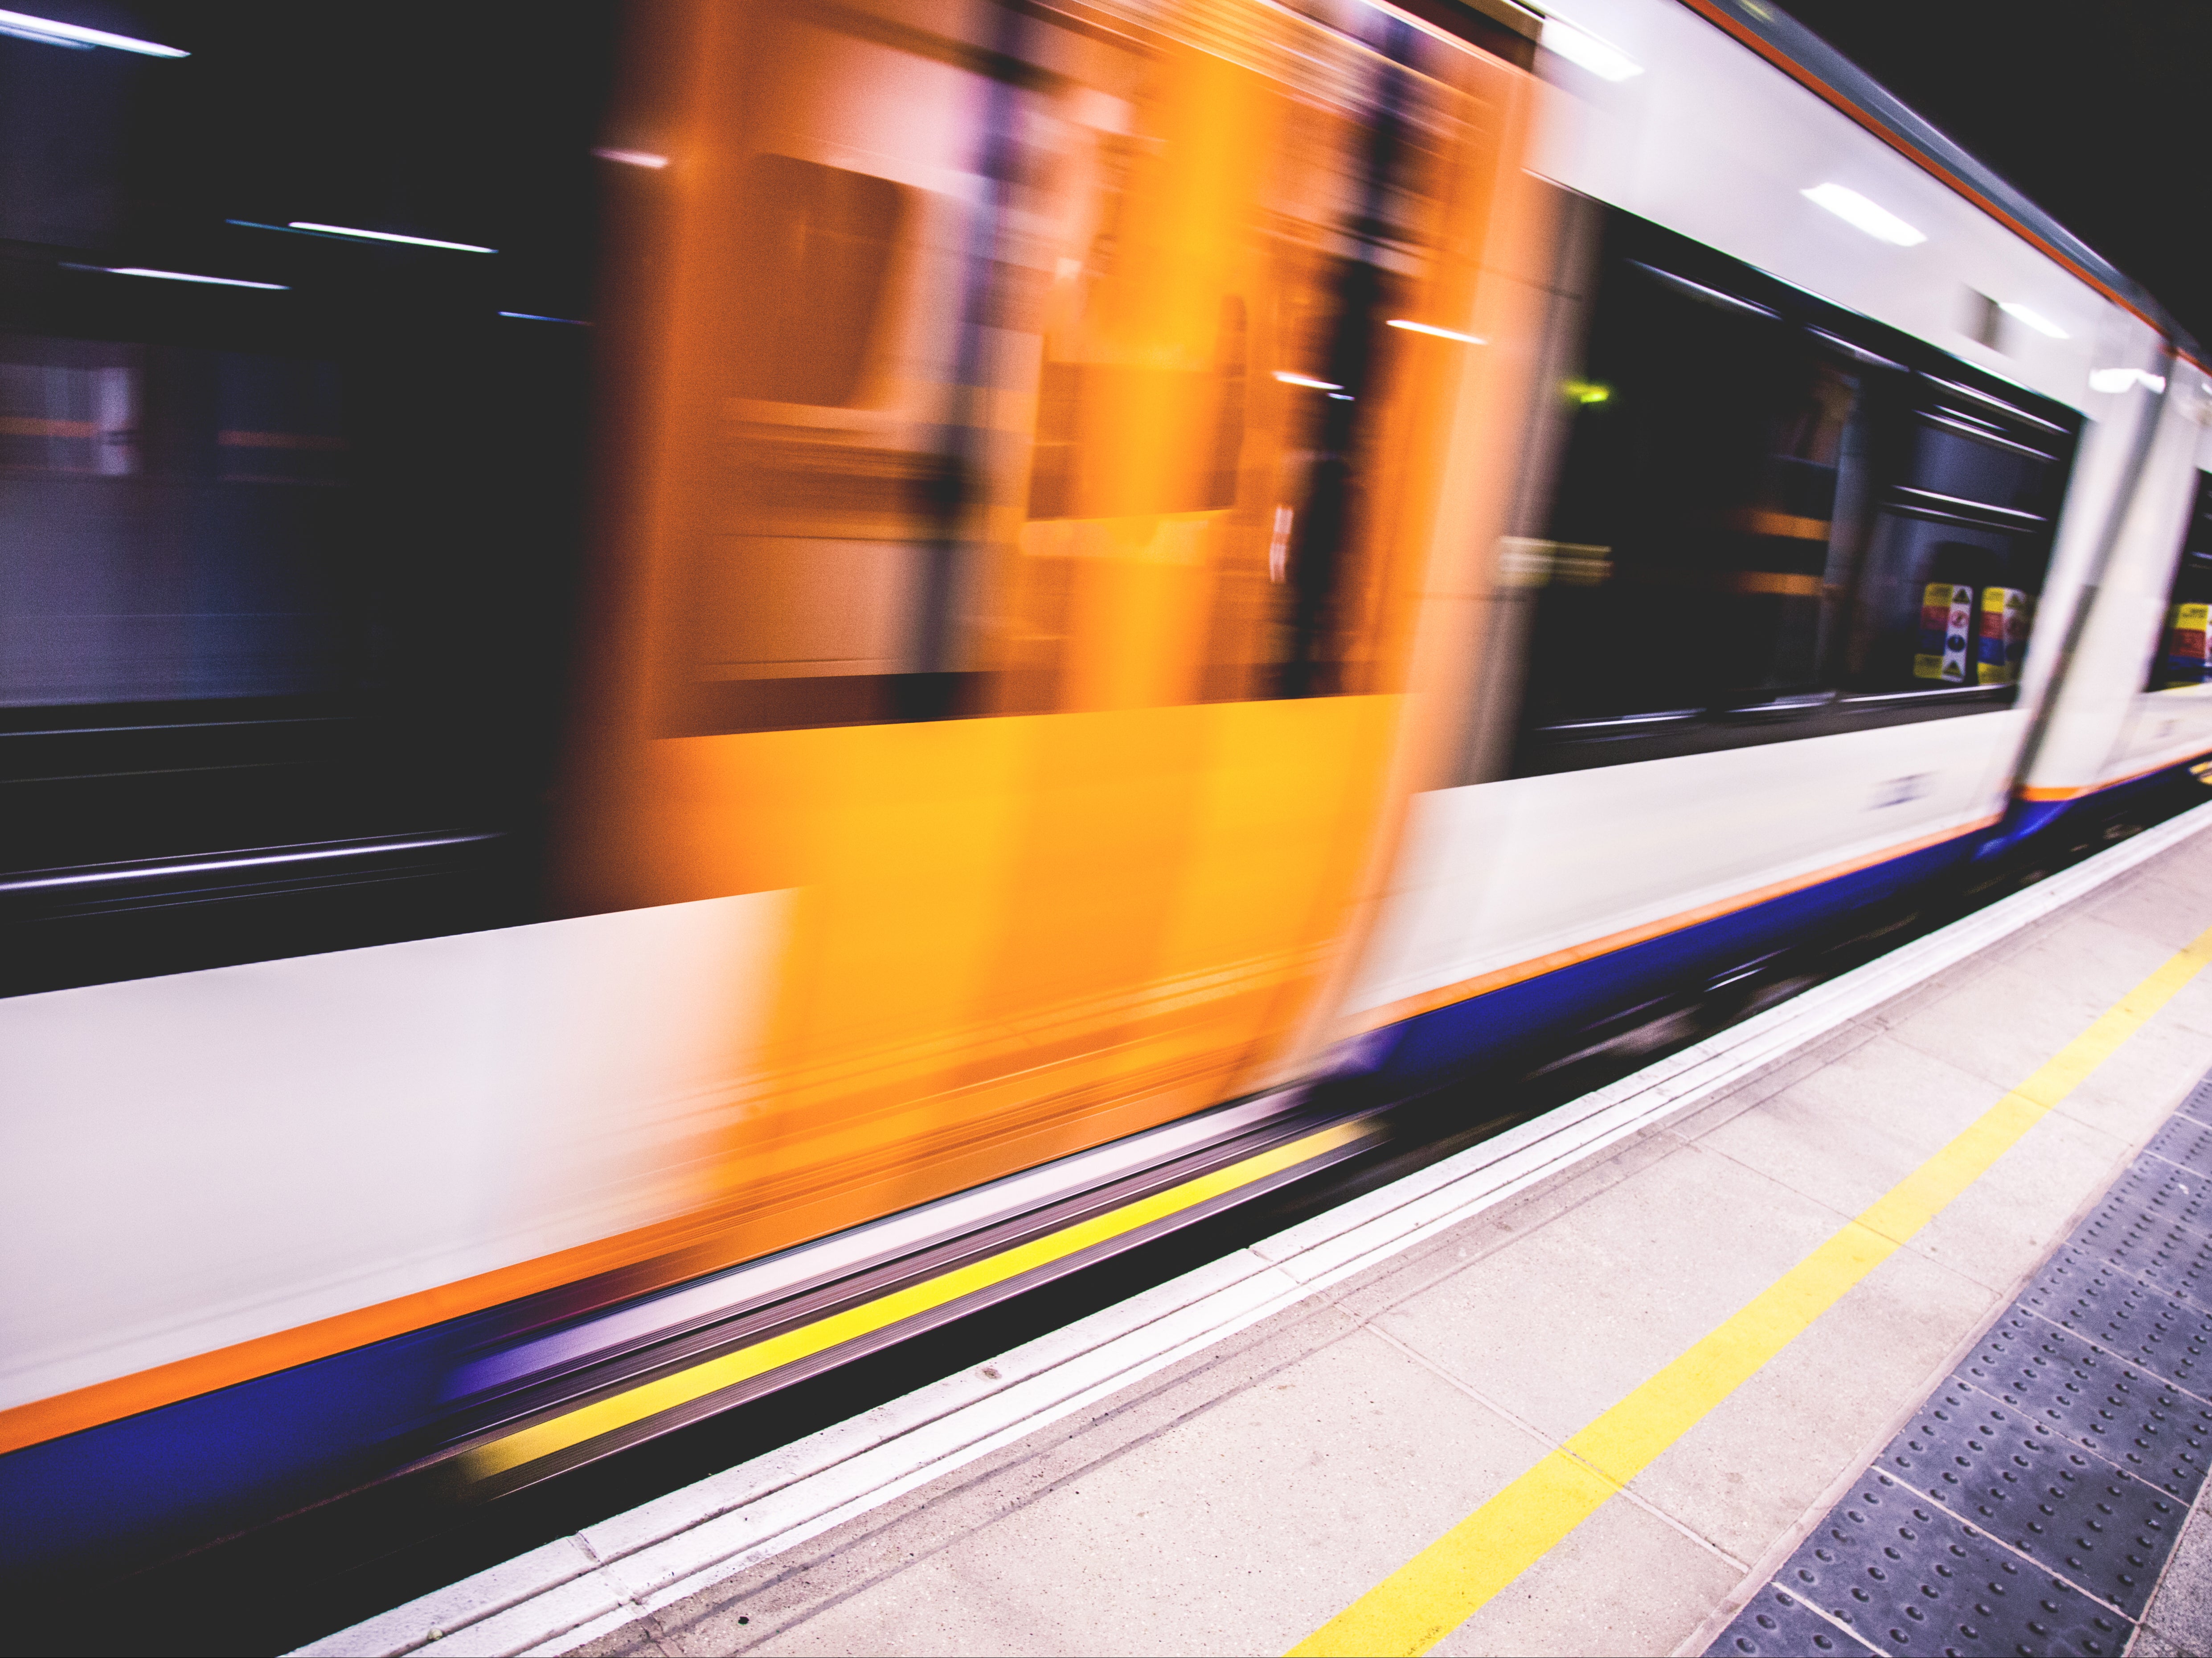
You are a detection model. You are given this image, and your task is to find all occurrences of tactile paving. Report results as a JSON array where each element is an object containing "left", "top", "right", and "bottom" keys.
[
  {"left": 2070, "top": 1203, "right": 2212, "bottom": 1310},
  {"left": 2144, "top": 1114, "right": 2212, "bottom": 1178},
  {"left": 1708, "top": 1583, "right": 1877, "bottom": 1657},
  {"left": 2018, "top": 1259, "right": 2212, "bottom": 1397},
  {"left": 1768, "top": 1471, "right": 2129, "bottom": 1655},
  {"left": 1957, "top": 1312, "right": 2212, "bottom": 1500},
  {"left": 2088, "top": 1157, "right": 2212, "bottom": 1246},
  {"left": 1873, "top": 1386, "right": 2179, "bottom": 1615},
  {"left": 2078, "top": 1210, "right": 2212, "bottom": 1311},
  {"left": 2175, "top": 1075, "right": 2212, "bottom": 1129}
]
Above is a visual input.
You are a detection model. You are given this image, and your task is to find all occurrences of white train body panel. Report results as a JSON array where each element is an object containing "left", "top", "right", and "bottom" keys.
[
  {"left": 0, "top": 893, "right": 789, "bottom": 1412},
  {"left": 1348, "top": 712, "right": 2018, "bottom": 1019}
]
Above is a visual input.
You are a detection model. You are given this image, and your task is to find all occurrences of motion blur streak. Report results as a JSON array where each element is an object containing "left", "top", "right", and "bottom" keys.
[
  {"left": 284, "top": 221, "right": 497, "bottom": 252},
  {"left": 556, "top": 0, "right": 1543, "bottom": 1294},
  {"left": 0, "top": 8, "right": 187, "bottom": 55}
]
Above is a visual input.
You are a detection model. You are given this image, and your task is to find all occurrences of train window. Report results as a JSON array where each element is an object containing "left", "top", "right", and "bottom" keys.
[
  {"left": 662, "top": 0, "right": 1503, "bottom": 733},
  {"left": 1515, "top": 242, "right": 1873, "bottom": 732},
  {"left": 0, "top": 348, "right": 137, "bottom": 476},
  {"left": 729, "top": 156, "right": 907, "bottom": 409},
  {"left": 217, "top": 355, "right": 346, "bottom": 487},
  {"left": 1025, "top": 297, "right": 1247, "bottom": 520},
  {"left": 2148, "top": 471, "right": 2212, "bottom": 690},
  {"left": 1505, "top": 204, "right": 2079, "bottom": 777},
  {"left": 1839, "top": 386, "right": 2068, "bottom": 694},
  {"left": 0, "top": 7, "right": 614, "bottom": 993},
  {"left": 0, "top": 334, "right": 353, "bottom": 712}
]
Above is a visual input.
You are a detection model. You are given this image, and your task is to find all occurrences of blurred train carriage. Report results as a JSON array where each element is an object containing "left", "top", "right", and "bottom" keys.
[
  {"left": 559, "top": 0, "right": 1539, "bottom": 1267},
  {"left": 4, "top": 0, "right": 2212, "bottom": 1603}
]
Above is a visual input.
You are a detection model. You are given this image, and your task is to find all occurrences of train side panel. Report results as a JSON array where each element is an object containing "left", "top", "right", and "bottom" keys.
[
  {"left": 1335, "top": 0, "right": 2180, "bottom": 1078},
  {"left": 0, "top": 893, "right": 790, "bottom": 1440}
]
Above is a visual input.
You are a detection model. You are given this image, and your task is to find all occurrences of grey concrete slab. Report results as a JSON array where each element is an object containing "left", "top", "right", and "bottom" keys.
[
  {"left": 1373, "top": 1141, "right": 1851, "bottom": 1444},
  {"left": 1692, "top": 1035, "right": 2007, "bottom": 1221},
  {"left": 1886, "top": 954, "right": 2142, "bottom": 1093},
  {"left": 1909, "top": 1100, "right": 2131, "bottom": 1290},
  {"left": 571, "top": 1292, "right": 1368, "bottom": 1657},
  {"left": 2135, "top": 1483, "right": 2212, "bottom": 1658},
  {"left": 2129, "top": 1622, "right": 2197, "bottom": 1657},
  {"left": 648, "top": 1328, "right": 1554, "bottom": 1658},
  {"left": 1626, "top": 1238, "right": 1994, "bottom": 1565},
  {"left": 2012, "top": 913, "right": 2212, "bottom": 1017},
  {"left": 1657, "top": 1021, "right": 1888, "bottom": 1149},
  {"left": 2090, "top": 866, "right": 2212, "bottom": 955},
  {"left": 1320, "top": 1127, "right": 1685, "bottom": 1329},
  {"left": 2151, "top": 947, "right": 2212, "bottom": 1045},
  {"left": 2058, "top": 1016, "right": 2212, "bottom": 1147}
]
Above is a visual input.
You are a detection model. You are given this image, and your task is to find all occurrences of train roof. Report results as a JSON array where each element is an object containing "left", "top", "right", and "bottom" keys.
[{"left": 1661, "top": 0, "right": 2203, "bottom": 362}]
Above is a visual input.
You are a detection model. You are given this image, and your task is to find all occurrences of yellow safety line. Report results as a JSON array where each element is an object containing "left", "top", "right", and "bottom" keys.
[
  {"left": 1291, "top": 923, "right": 2212, "bottom": 1658},
  {"left": 459, "top": 1119, "right": 1372, "bottom": 1482}
]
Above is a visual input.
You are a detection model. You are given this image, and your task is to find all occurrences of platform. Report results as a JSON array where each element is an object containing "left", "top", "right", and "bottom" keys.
[{"left": 306, "top": 806, "right": 2212, "bottom": 1658}]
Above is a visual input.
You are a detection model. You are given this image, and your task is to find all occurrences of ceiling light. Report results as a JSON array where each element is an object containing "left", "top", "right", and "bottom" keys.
[
  {"left": 1802, "top": 183, "right": 1926, "bottom": 248},
  {"left": 0, "top": 8, "right": 185, "bottom": 55},
  {"left": 1541, "top": 16, "right": 1643, "bottom": 81},
  {"left": 1274, "top": 371, "right": 1343, "bottom": 391},
  {"left": 93, "top": 266, "right": 286, "bottom": 290},
  {"left": 2089, "top": 368, "right": 2166, "bottom": 394},
  {"left": 287, "top": 222, "right": 495, "bottom": 254},
  {"left": 1386, "top": 319, "right": 1486, "bottom": 345},
  {"left": 1998, "top": 302, "right": 2068, "bottom": 340},
  {"left": 499, "top": 311, "right": 589, "bottom": 325},
  {"left": 593, "top": 147, "right": 668, "bottom": 169}
]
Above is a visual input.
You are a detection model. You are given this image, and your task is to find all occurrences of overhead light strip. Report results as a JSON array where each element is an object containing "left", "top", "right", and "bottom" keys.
[
  {"left": 287, "top": 221, "right": 496, "bottom": 254},
  {"left": 1386, "top": 319, "right": 1486, "bottom": 345},
  {"left": 66, "top": 264, "right": 286, "bottom": 291},
  {"left": 0, "top": 8, "right": 185, "bottom": 55}
]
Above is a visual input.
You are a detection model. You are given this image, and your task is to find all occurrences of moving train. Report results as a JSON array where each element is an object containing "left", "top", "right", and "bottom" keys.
[{"left": 5, "top": 0, "right": 2210, "bottom": 1603}]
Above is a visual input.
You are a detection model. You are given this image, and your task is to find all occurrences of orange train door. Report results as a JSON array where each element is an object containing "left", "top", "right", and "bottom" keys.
[{"left": 557, "top": 0, "right": 1541, "bottom": 1288}]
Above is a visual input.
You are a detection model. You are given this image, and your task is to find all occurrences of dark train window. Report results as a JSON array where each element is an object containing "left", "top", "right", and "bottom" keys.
[
  {"left": 1, "top": 334, "right": 352, "bottom": 709},
  {"left": 1840, "top": 389, "right": 2068, "bottom": 696},
  {"left": 1507, "top": 205, "right": 2079, "bottom": 776},
  {"left": 2148, "top": 471, "right": 2212, "bottom": 690},
  {"left": 1516, "top": 257, "right": 1868, "bottom": 728},
  {"left": 0, "top": 6, "right": 617, "bottom": 994}
]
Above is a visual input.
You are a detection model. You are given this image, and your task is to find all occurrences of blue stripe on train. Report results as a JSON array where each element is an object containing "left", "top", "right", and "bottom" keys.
[
  {"left": 0, "top": 1321, "right": 463, "bottom": 1585},
  {"left": 1365, "top": 829, "right": 1983, "bottom": 1094}
]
